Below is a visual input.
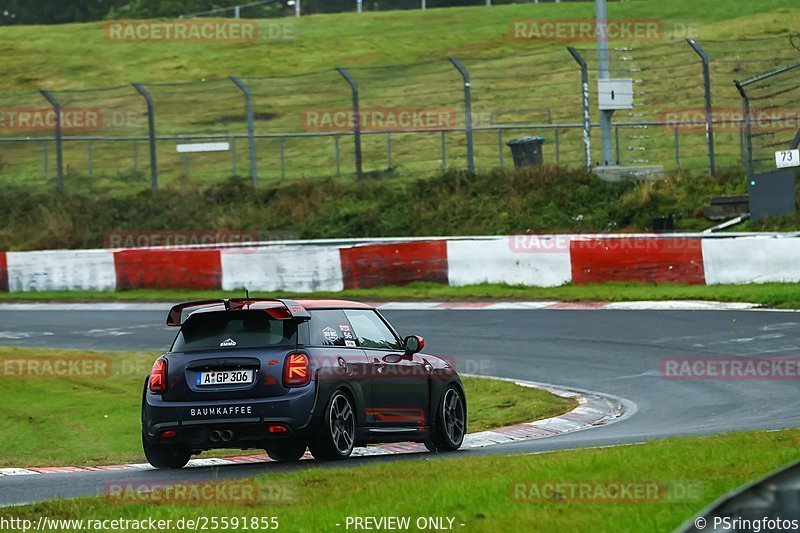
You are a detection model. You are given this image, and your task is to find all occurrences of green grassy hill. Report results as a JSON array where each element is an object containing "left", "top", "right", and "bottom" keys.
[{"left": 0, "top": 0, "right": 798, "bottom": 191}]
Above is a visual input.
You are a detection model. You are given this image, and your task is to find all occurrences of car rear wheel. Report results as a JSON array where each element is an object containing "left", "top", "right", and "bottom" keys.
[
  {"left": 265, "top": 441, "right": 307, "bottom": 462},
  {"left": 142, "top": 434, "right": 191, "bottom": 469},
  {"left": 427, "top": 386, "right": 466, "bottom": 452},
  {"left": 309, "top": 390, "right": 356, "bottom": 461}
]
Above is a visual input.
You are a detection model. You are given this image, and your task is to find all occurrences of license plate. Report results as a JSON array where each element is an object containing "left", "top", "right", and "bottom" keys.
[{"left": 196, "top": 370, "right": 254, "bottom": 386}]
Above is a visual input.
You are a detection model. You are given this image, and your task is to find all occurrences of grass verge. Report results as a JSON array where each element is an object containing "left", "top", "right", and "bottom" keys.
[
  {"left": 7, "top": 429, "right": 800, "bottom": 531},
  {"left": 2, "top": 281, "right": 800, "bottom": 308},
  {"left": 0, "top": 347, "right": 574, "bottom": 468}
]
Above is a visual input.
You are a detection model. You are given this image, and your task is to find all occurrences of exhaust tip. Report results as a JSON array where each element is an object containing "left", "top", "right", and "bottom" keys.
[
  {"left": 209, "top": 430, "right": 221, "bottom": 443},
  {"left": 220, "top": 430, "right": 234, "bottom": 442}
]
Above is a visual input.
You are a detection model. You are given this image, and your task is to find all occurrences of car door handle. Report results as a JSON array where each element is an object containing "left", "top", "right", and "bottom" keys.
[{"left": 372, "top": 358, "right": 385, "bottom": 374}]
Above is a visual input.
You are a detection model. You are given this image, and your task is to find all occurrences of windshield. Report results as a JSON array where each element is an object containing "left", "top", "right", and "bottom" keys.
[{"left": 171, "top": 311, "right": 296, "bottom": 352}]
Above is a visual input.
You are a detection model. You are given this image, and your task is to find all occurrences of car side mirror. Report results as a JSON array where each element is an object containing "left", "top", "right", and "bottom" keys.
[{"left": 404, "top": 335, "right": 425, "bottom": 355}]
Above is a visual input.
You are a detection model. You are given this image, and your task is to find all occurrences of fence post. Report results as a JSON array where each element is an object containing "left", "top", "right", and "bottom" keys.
[
  {"left": 686, "top": 38, "right": 716, "bottom": 176},
  {"left": 132, "top": 83, "right": 159, "bottom": 190},
  {"left": 448, "top": 57, "right": 475, "bottom": 173},
  {"left": 230, "top": 76, "right": 258, "bottom": 185},
  {"left": 567, "top": 46, "right": 591, "bottom": 169},
  {"left": 39, "top": 90, "right": 63, "bottom": 191},
  {"left": 733, "top": 80, "right": 753, "bottom": 178},
  {"left": 336, "top": 67, "right": 363, "bottom": 179}
]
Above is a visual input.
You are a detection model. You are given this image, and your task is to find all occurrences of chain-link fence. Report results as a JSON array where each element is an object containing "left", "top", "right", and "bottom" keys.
[{"left": 1, "top": 34, "right": 798, "bottom": 191}]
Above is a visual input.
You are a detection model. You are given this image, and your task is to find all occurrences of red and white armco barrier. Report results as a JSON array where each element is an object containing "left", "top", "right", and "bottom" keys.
[{"left": 2, "top": 233, "right": 800, "bottom": 292}]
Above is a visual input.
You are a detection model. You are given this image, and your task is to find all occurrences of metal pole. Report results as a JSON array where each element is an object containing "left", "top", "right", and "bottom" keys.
[
  {"left": 280, "top": 137, "right": 286, "bottom": 179},
  {"left": 596, "top": 0, "right": 614, "bottom": 166},
  {"left": 234, "top": 5, "right": 240, "bottom": 18},
  {"left": 334, "top": 135, "right": 341, "bottom": 176},
  {"left": 554, "top": 126, "right": 560, "bottom": 165},
  {"left": 39, "top": 90, "right": 63, "bottom": 190},
  {"left": 441, "top": 131, "right": 447, "bottom": 169},
  {"left": 567, "top": 46, "right": 591, "bottom": 169},
  {"left": 357, "top": 0, "right": 362, "bottom": 13},
  {"left": 296, "top": 0, "right": 301, "bottom": 16},
  {"left": 498, "top": 129, "right": 504, "bottom": 168},
  {"left": 448, "top": 56, "right": 475, "bottom": 173},
  {"left": 231, "top": 135, "right": 237, "bottom": 176},
  {"left": 132, "top": 83, "right": 158, "bottom": 189},
  {"left": 421, "top": 0, "right": 425, "bottom": 9},
  {"left": 386, "top": 133, "right": 393, "bottom": 170},
  {"left": 687, "top": 38, "right": 716, "bottom": 175},
  {"left": 230, "top": 76, "right": 258, "bottom": 185},
  {"left": 734, "top": 80, "right": 753, "bottom": 178},
  {"left": 336, "top": 67, "right": 363, "bottom": 179}
]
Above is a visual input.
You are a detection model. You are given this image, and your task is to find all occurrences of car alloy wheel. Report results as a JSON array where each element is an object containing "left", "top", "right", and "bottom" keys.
[{"left": 329, "top": 392, "right": 355, "bottom": 455}]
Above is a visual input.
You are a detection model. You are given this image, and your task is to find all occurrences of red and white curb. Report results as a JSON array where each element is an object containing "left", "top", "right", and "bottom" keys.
[
  {"left": 0, "top": 300, "right": 769, "bottom": 312},
  {"left": 0, "top": 378, "right": 626, "bottom": 477}
]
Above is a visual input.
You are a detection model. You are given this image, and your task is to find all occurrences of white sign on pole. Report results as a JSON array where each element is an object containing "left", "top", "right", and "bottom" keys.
[
  {"left": 176, "top": 142, "right": 230, "bottom": 154},
  {"left": 775, "top": 149, "right": 800, "bottom": 169}
]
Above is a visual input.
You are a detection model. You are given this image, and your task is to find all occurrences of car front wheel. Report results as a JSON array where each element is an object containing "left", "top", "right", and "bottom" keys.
[{"left": 427, "top": 386, "right": 466, "bottom": 452}]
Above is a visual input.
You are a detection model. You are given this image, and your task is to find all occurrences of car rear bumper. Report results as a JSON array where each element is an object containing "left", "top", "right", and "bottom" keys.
[{"left": 143, "top": 383, "right": 320, "bottom": 449}]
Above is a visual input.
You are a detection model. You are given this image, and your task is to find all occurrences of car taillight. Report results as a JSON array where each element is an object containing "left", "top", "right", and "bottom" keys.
[
  {"left": 149, "top": 359, "right": 167, "bottom": 394},
  {"left": 283, "top": 353, "right": 310, "bottom": 387}
]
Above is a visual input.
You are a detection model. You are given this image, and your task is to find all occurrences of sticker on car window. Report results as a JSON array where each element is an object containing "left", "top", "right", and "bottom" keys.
[
  {"left": 322, "top": 327, "right": 338, "bottom": 342},
  {"left": 219, "top": 338, "right": 237, "bottom": 347},
  {"left": 345, "top": 340, "right": 357, "bottom": 347}
]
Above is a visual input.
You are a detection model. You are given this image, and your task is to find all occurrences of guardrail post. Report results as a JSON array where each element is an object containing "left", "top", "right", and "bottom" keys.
[
  {"left": 336, "top": 67, "right": 363, "bottom": 180},
  {"left": 448, "top": 57, "right": 475, "bottom": 173},
  {"left": 39, "top": 90, "right": 63, "bottom": 191},
  {"left": 733, "top": 80, "right": 753, "bottom": 178},
  {"left": 687, "top": 38, "right": 716, "bottom": 176},
  {"left": 132, "top": 83, "right": 159, "bottom": 189},
  {"left": 567, "top": 46, "right": 592, "bottom": 169},
  {"left": 230, "top": 76, "right": 258, "bottom": 185}
]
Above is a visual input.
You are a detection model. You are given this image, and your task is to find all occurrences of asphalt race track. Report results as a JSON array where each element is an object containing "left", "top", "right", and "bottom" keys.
[{"left": 1, "top": 304, "right": 799, "bottom": 506}]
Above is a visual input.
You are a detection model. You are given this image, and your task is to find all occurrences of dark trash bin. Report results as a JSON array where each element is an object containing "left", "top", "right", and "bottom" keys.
[{"left": 506, "top": 136, "right": 545, "bottom": 168}]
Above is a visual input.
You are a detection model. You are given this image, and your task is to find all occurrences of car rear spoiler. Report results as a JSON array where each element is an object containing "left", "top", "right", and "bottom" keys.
[{"left": 166, "top": 298, "right": 312, "bottom": 326}]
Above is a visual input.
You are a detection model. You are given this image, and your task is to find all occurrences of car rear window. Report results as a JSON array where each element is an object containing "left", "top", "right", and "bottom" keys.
[{"left": 171, "top": 311, "right": 295, "bottom": 352}]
